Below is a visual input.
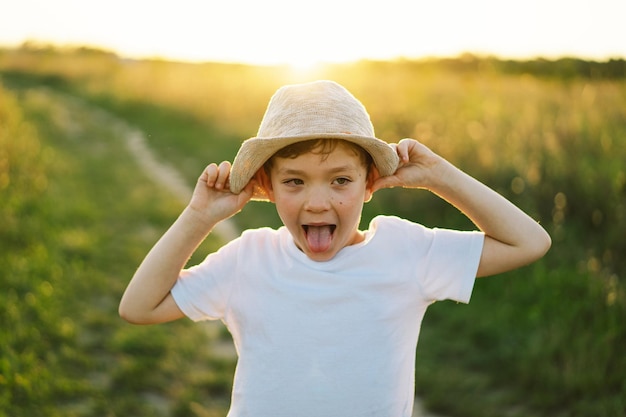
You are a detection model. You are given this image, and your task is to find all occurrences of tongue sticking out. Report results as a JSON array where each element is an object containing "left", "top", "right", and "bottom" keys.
[{"left": 305, "top": 225, "right": 334, "bottom": 253}]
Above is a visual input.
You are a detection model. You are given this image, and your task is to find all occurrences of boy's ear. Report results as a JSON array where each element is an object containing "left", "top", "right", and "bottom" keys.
[
  {"left": 364, "top": 165, "right": 380, "bottom": 203},
  {"left": 254, "top": 168, "right": 275, "bottom": 203}
]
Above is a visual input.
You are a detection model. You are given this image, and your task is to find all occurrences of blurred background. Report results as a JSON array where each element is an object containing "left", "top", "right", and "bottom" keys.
[{"left": 1, "top": 1, "right": 624, "bottom": 416}]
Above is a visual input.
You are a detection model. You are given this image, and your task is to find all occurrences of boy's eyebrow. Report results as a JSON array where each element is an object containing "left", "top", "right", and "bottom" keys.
[{"left": 277, "top": 165, "right": 359, "bottom": 176}]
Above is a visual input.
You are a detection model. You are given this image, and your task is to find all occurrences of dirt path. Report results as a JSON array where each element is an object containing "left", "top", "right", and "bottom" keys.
[
  {"left": 109, "top": 112, "right": 240, "bottom": 242},
  {"left": 34, "top": 87, "right": 239, "bottom": 242}
]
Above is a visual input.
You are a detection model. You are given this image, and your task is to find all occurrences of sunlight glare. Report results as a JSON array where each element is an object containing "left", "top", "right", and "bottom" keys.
[{"left": 288, "top": 56, "right": 322, "bottom": 71}]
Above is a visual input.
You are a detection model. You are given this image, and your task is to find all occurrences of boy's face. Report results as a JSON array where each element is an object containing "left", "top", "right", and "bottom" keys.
[{"left": 263, "top": 142, "right": 375, "bottom": 262}]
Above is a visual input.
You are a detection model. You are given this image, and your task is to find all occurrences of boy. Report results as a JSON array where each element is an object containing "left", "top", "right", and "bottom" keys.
[{"left": 119, "top": 80, "right": 551, "bottom": 417}]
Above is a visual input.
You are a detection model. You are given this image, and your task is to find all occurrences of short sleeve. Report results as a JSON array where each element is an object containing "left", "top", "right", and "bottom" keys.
[
  {"left": 170, "top": 237, "right": 241, "bottom": 321},
  {"left": 372, "top": 216, "right": 484, "bottom": 304},
  {"left": 420, "top": 227, "right": 484, "bottom": 303}
]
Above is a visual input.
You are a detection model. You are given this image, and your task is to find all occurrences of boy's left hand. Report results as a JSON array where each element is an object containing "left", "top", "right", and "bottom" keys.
[{"left": 371, "top": 139, "right": 445, "bottom": 192}]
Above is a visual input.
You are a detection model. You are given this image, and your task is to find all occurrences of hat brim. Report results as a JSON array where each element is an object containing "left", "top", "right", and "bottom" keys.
[{"left": 229, "top": 133, "right": 400, "bottom": 201}]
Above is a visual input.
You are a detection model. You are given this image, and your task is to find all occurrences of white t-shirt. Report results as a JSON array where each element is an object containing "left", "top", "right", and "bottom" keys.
[{"left": 171, "top": 215, "right": 484, "bottom": 417}]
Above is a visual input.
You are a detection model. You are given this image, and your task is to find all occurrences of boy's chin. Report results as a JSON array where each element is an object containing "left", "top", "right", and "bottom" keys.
[{"left": 306, "top": 251, "right": 339, "bottom": 262}]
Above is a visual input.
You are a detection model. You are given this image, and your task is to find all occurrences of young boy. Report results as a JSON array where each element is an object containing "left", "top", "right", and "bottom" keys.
[{"left": 119, "top": 80, "right": 551, "bottom": 417}]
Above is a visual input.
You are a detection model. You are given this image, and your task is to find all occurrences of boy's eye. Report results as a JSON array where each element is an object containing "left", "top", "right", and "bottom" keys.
[
  {"left": 283, "top": 178, "right": 304, "bottom": 186},
  {"left": 333, "top": 177, "right": 351, "bottom": 185}
]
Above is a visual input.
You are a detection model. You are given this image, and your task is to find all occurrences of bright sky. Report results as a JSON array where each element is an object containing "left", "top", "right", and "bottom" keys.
[{"left": 1, "top": 0, "right": 624, "bottom": 66}]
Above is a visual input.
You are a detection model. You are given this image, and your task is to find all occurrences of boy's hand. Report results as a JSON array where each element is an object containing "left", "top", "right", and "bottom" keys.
[
  {"left": 187, "top": 161, "right": 255, "bottom": 225},
  {"left": 371, "top": 139, "right": 445, "bottom": 192}
]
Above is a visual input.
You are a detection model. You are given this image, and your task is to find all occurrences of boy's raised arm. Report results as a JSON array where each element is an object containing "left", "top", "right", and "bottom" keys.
[
  {"left": 429, "top": 159, "right": 551, "bottom": 277},
  {"left": 119, "top": 162, "right": 254, "bottom": 324},
  {"left": 373, "top": 139, "right": 551, "bottom": 277}
]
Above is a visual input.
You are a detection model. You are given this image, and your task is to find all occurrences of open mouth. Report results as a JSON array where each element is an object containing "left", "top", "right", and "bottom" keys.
[{"left": 302, "top": 224, "right": 336, "bottom": 253}]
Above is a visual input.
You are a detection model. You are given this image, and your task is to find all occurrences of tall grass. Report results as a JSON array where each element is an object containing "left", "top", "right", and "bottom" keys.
[
  {"left": 1, "top": 47, "right": 624, "bottom": 416},
  {"left": 0, "top": 84, "right": 234, "bottom": 416}
]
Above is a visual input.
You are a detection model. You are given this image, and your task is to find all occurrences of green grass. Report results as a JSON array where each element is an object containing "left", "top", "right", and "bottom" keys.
[
  {"left": 1, "top": 47, "right": 625, "bottom": 416},
  {"left": 416, "top": 263, "right": 626, "bottom": 417},
  {"left": 0, "top": 84, "right": 235, "bottom": 416}
]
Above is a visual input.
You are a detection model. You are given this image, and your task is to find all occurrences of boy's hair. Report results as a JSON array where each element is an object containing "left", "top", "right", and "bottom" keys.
[{"left": 263, "top": 139, "right": 374, "bottom": 176}]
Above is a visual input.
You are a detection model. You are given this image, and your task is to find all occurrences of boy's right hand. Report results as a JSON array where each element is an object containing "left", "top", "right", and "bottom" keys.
[{"left": 187, "top": 161, "right": 255, "bottom": 226}]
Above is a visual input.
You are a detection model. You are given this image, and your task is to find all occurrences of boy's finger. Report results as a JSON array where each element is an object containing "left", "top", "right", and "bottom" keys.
[
  {"left": 215, "top": 161, "right": 232, "bottom": 190},
  {"left": 395, "top": 140, "right": 411, "bottom": 163},
  {"left": 203, "top": 163, "right": 219, "bottom": 186}
]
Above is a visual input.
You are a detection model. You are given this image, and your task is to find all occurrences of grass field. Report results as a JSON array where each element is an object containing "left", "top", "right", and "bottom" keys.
[
  {"left": 1, "top": 46, "right": 625, "bottom": 416},
  {"left": 0, "top": 82, "right": 234, "bottom": 417}
]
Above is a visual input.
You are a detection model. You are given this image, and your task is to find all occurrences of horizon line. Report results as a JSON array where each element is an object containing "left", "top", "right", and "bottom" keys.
[{"left": 2, "top": 40, "right": 625, "bottom": 67}]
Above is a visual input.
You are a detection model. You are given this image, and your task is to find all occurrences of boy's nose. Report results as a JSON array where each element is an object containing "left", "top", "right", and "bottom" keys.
[{"left": 304, "top": 187, "right": 331, "bottom": 212}]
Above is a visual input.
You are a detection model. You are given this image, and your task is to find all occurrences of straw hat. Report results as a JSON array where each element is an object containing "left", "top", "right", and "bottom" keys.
[{"left": 229, "top": 80, "right": 399, "bottom": 200}]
